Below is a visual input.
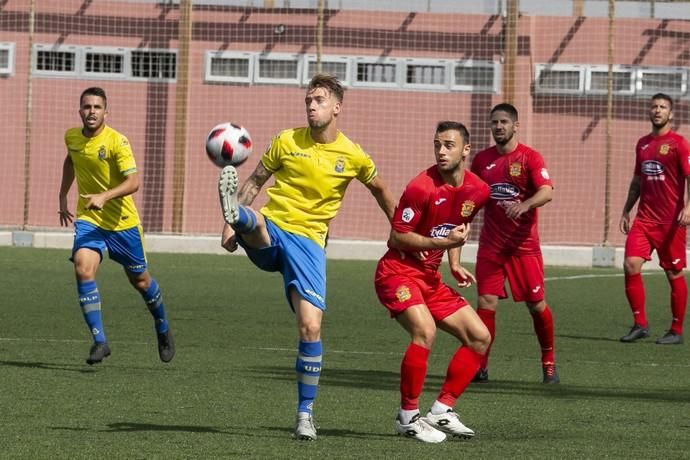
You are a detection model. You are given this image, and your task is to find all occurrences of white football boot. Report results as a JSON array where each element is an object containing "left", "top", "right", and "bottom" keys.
[
  {"left": 424, "top": 409, "right": 475, "bottom": 439},
  {"left": 218, "top": 165, "right": 239, "bottom": 225},
  {"left": 395, "top": 413, "right": 446, "bottom": 443}
]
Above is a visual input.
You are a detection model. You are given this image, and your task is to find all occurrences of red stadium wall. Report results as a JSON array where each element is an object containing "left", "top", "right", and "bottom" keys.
[{"left": 1, "top": 1, "right": 689, "bottom": 248}]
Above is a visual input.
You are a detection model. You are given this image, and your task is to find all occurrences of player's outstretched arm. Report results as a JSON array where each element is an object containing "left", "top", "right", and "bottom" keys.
[
  {"left": 58, "top": 155, "right": 75, "bottom": 226},
  {"left": 80, "top": 172, "right": 139, "bottom": 211},
  {"left": 238, "top": 161, "right": 272, "bottom": 207},
  {"left": 364, "top": 175, "right": 396, "bottom": 222}
]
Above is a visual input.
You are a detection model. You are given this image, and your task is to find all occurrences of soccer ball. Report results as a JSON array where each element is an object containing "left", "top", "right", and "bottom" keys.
[{"left": 205, "top": 122, "right": 253, "bottom": 167}]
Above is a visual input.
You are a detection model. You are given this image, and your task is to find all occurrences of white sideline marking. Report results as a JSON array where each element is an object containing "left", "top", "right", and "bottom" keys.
[{"left": 545, "top": 272, "right": 665, "bottom": 282}]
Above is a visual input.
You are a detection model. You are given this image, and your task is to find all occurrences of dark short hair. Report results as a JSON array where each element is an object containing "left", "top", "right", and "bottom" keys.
[
  {"left": 491, "top": 103, "right": 518, "bottom": 121},
  {"left": 80, "top": 87, "right": 107, "bottom": 107},
  {"left": 651, "top": 92, "right": 673, "bottom": 110},
  {"left": 307, "top": 73, "right": 345, "bottom": 102},
  {"left": 436, "top": 120, "right": 470, "bottom": 145}
]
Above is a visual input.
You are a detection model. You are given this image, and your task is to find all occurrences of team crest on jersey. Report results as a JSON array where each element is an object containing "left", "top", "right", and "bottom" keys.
[
  {"left": 659, "top": 144, "right": 670, "bottom": 155},
  {"left": 461, "top": 200, "right": 475, "bottom": 217},
  {"left": 509, "top": 162, "right": 522, "bottom": 177},
  {"left": 335, "top": 156, "right": 345, "bottom": 173},
  {"left": 396, "top": 285, "right": 411, "bottom": 302},
  {"left": 98, "top": 145, "right": 106, "bottom": 160}
]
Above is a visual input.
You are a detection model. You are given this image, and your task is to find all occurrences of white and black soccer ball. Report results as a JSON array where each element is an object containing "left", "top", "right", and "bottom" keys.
[{"left": 205, "top": 122, "right": 253, "bottom": 168}]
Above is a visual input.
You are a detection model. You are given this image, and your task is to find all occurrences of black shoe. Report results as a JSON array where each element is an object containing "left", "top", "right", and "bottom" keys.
[
  {"left": 157, "top": 328, "right": 175, "bottom": 363},
  {"left": 542, "top": 363, "right": 560, "bottom": 384},
  {"left": 655, "top": 331, "right": 683, "bottom": 345},
  {"left": 86, "top": 342, "right": 111, "bottom": 365},
  {"left": 620, "top": 324, "right": 650, "bottom": 343},
  {"left": 472, "top": 368, "right": 489, "bottom": 383}
]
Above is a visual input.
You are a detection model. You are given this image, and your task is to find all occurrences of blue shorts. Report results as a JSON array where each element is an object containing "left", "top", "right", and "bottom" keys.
[
  {"left": 72, "top": 220, "right": 148, "bottom": 273},
  {"left": 236, "top": 218, "right": 327, "bottom": 311}
]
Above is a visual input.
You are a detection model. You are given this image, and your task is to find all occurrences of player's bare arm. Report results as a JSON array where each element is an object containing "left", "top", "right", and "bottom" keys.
[
  {"left": 58, "top": 155, "right": 76, "bottom": 226},
  {"left": 448, "top": 246, "right": 476, "bottom": 288},
  {"left": 505, "top": 185, "right": 553, "bottom": 220},
  {"left": 238, "top": 161, "right": 272, "bottom": 207},
  {"left": 80, "top": 172, "right": 140, "bottom": 211},
  {"left": 620, "top": 175, "right": 641, "bottom": 234},
  {"left": 678, "top": 175, "right": 690, "bottom": 226},
  {"left": 365, "top": 175, "right": 396, "bottom": 221},
  {"left": 389, "top": 223, "right": 469, "bottom": 251}
]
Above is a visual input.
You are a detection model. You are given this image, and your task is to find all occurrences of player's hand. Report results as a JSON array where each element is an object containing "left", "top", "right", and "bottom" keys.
[
  {"left": 447, "top": 223, "right": 470, "bottom": 247},
  {"left": 451, "top": 265, "right": 476, "bottom": 288},
  {"left": 619, "top": 213, "right": 631, "bottom": 234},
  {"left": 677, "top": 206, "right": 690, "bottom": 227},
  {"left": 505, "top": 201, "right": 530, "bottom": 220},
  {"left": 80, "top": 193, "right": 106, "bottom": 210},
  {"left": 58, "top": 209, "right": 73, "bottom": 226},
  {"left": 410, "top": 250, "right": 429, "bottom": 261},
  {"left": 221, "top": 224, "right": 239, "bottom": 252}
]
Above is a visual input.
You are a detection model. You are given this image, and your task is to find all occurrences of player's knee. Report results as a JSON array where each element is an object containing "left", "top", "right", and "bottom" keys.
[
  {"left": 477, "top": 296, "right": 498, "bottom": 311},
  {"left": 623, "top": 258, "right": 642, "bottom": 274},
  {"left": 299, "top": 322, "right": 321, "bottom": 342},
  {"left": 471, "top": 327, "right": 491, "bottom": 354},
  {"left": 411, "top": 324, "right": 437, "bottom": 348}
]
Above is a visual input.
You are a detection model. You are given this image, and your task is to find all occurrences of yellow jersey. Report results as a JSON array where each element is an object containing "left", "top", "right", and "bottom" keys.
[
  {"left": 260, "top": 127, "right": 378, "bottom": 248},
  {"left": 64, "top": 125, "right": 141, "bottom": 231}
]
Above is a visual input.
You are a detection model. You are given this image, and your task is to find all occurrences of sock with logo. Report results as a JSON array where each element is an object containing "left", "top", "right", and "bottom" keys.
[
  {"left": 436, "top": 346, "right": 482, "bottom": 407},
  {"left": 296, "top": 340, "right": 322, "bottom": 415},
  {"left": 77, "top": 280, "right": 106, "bottom": 344},
  {"left": 476, "top": 308, "right": 495, "bottom": 369},
  {"left": 531, "top": 305, "right": 555, "bottom": 365},
  {"left": 232, "top": 206, "right": 257, "bottom": 234},
  {"left": 142, "top": 278, "right": 168, "bottom": 334},
  {"left": 624, "top": 273, "right": 647, "bottom": 328},
  {"left": 400, "top": 343, "right": 430, "bottom": 411},
  {"left": 669, "top": 275, "right": 687, "bottom": 335}
]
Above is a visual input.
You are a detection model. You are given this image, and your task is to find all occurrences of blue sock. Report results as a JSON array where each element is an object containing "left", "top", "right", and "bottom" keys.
[
  {"left": 232, "top": 206, "right": 256, "bottom": 234},
  {"left": 77, "top": 280, "right": 106, "bottom": 343},
  {"left": 296, "top": 340, "right": 322, "bottom": 414},
  {"left": 142, "top": 278, "right": 168, "bottom": 333}
]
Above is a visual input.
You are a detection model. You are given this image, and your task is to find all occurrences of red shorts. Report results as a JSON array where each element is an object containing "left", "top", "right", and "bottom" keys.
[
  {"left": 375, "top": 270, "right": 469, "bottom": 322},
  {"left": 476, "top": 251, "right": 545, "bottom": 303},
  {"left": 625, "top": 220, "right": 687, "bottom": 271}
]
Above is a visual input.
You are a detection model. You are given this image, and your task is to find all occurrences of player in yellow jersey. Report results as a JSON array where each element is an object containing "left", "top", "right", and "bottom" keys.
[
  {"left": 58, "top": 87, "right": 174, "bottom": 365},
  {"left": 219, "top": 74, "right": 396, "bottom": 440}
]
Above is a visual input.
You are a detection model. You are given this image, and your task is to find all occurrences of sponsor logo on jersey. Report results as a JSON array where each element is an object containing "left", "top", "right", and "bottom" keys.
[
  {"left": 509, "top": 162, "right": 522, "bottom": 177},
  {"left": 334, "top": 156, "right": 345, "bottom": 173},
  {"left": 396, "top": 285, "right": 411, "bottom": 302},
  {"left": 287, "top": 151, "right": 311, "bottom": 158},
  {"left": 98, "top": 145, "right": 106, "bottom": 160},
  {"left": 486, "top": 163, "right": 496, "bottom": 170},
  {"left": 659, "top": 144, "right": 670, "bottom": 155},
  {"left": 429, "top": 223, "right": 456, "bottom": 238},
  {"left": 490, "top": 182, "right": 520, "bottom": 200},
  {"left": 541, "top": 168, "right": 550, "bottom": 180},
  {"left": 401, "top": 207, "right": 415, "bottom": 223},
  {"left": 641, "top": 160, "right": 664, "bottom": 176},
  {"left": 461, "top": 200, "right": 475, "bottom": 217},
  {"left": 434, "top": 198, "right": 447, "bottom": 205}
]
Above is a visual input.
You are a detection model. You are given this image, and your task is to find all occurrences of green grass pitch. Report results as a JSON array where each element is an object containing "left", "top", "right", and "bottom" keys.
[{"left": 1, "top": 246, "right": 688, "bottom": 458}]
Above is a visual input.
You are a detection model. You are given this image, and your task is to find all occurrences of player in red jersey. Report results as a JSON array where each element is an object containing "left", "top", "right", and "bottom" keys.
[
  {"left": 470, "top": 103, "right": 558, "bottom": 384},
  {"left": 619, "top": 93, "right": 690, "bottom": 345},
  {"left": 375, "top": 121, "right": 491, "bottom": 443}
]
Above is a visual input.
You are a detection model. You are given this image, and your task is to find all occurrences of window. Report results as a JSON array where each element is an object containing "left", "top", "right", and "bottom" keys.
[
  {"left": 205, "top": 51, "right": 253, "bottom": 83},
  {"left": 534, "top": 64, "right": 585, "bottom": 95},
  {"left": 34, "top": 45, "right": 79, "bottom": 76},
  {"left": 451, "top": 60, "right": 500, "bottom": 93},
  {"left": 636, "top": 67, "right": 687, "bottom": 96},
  {"left": 352, "top": 57, "right": 400, "bottom": 88},
  {"left": 303, "top": 55, "right": 351, "bottom": 85},
  {"left": 586, "top": 65, "right": 635, "bottom": 95},
  {"left": 403, "top": 59, "right": 449, "bottom": 90},
  {"left": 255, "top": 53, "right": 302, "bottom": 84},
  {"left": 130, "top": 50, "right": 176, "bottom": 80},
  {"left": 0, "top": 43, "right": 15, "bottom": 76},
  {"left": 83, "top": 47, "right": 127, "bottom": 78}
]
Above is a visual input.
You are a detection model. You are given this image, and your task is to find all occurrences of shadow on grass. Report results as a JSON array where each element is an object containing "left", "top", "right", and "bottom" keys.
[
  {"left": 246, "top": 365, "right": 690, "bottom": 404},
  {"left": 0, "top": 360, "right": 93, "bottom": 373},
  {"left": 104, "top": 422, "right": 229, "bottom": 433}
]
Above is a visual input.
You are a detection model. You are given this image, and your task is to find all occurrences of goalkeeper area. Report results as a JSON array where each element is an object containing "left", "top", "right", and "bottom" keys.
[
  {"left": 2, "top": 247, "right": 688, "bottom": 457},
  {"left": 3, "top": 1, "right": 690, "bottom": 267}
]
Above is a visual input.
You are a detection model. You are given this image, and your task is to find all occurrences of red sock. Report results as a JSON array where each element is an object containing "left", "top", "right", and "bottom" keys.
[
  {"left": 669, "top": 276, "right": 687, "bottom": 335},
  {"left": 477, "top": 308, "right": 495, "bottom": 369},
  {"left": 400, "top": 343, "right": 430, "bottom": 410},
  {"left": 625, "top": 273, "right": 647, "bottom": 327},
  {"left": 531, "top": 305, "right": 555, "bottom": 365},
  {"left": 437, "top": 347, "right": 482, "bottom": 407}
]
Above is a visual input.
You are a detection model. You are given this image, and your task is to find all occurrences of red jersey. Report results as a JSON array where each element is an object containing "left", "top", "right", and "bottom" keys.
[
  {"left": 634, "top": 130, "right": 690, "bottom": 224},
  {"left": 471, "top": 143, "right": 553, "bottom": 256},
  {"left": 378, "top": 166, "right": 490, "bottom": 275}
]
